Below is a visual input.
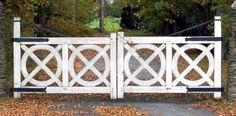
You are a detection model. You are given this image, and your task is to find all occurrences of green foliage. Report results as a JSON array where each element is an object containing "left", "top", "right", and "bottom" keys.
[
  {"left": 105, "top": 1, "right": 122, "bottom": 18},
  {"left": 46, "top": 17, "right": 94, "bottom": 37},
  {"left": 87, "top": 17, "right": 122, "bottom": 32},
  {"left": 212, "top": 0, "right": 234, "bottom": 39},
  {"left": 49, "top": 0, "right": 98, "bottom": 24},
  {"left": 5, "top": 0, "right": 49, "bottom": 21},
  {"left": 120, "top": 6, "right": 143, "bottom": 29},
  {"left": 138, "top": 0, "right": 234, "bottom": 36},
  {"left": 138, "top": 0, "right": 216, "bottom": 35}
]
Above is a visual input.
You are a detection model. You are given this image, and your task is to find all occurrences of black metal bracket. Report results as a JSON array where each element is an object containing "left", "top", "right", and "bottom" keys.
[
  {"left": 13, "top": 88, "right": 47, "bottom": 92},
  {"left": 186, "top": 37, "right": 222, "bottom": 41},
  {"left": 13, "top": 38, "right": 49, "bottom": 42},
  {"left": 187, "top": 87, "right": 224, "bottom": 93}
]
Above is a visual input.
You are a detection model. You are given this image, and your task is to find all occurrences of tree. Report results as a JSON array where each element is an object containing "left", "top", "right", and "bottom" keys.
[
  {"left": 4, "top": 0, "right": 98, "bottom": 36},
  {"left": 120, "top": 6, "right": 142, "bottom": 29},
  {"left": 138, "top": 0, "right": 215, "bottom": 35}
]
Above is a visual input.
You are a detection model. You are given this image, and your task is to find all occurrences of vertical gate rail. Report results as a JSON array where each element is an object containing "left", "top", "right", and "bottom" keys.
[{"left": 117, "top": 16, "right": 222, "bottom": 99}]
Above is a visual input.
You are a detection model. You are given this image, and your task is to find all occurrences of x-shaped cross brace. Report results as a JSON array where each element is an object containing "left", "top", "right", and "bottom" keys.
[
  {"left": 124, "top": 44, "right": 166, "bottom": 86},
  {"left": 21, "top": 45, "right": 62, "bottom": 86},
  {"left": 69, "top": 45, "right": 110, "bottom": 86},
  {"left": 172, "top": 44, "right": 214, "bottom": 86}
]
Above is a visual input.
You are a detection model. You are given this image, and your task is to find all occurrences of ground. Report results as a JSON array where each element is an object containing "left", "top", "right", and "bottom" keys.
[
  {"left": 1, "top": 58, "right": 235, "bottom": 116},
  {"left": 0, "top": 94, "right": 235, "bottom": 116}
]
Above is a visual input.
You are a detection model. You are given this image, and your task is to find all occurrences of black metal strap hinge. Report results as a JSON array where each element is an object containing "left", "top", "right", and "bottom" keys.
[
  {"left": 186, "top": 37, "right": 222, "bottom": 41},
  {"left": 13, "top": 88, "right": 47, "bottom": 92},
  {"left": 13, "top": 38, "right": 49, "bottom": 42},
  {"left": 187, "top": 87, "right": 224, "bottom": 93}
]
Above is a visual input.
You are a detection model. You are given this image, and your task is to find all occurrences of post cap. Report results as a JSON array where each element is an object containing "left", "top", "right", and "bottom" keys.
[
  {"left": 215, "top": 16, "right": 221, "bottom": 20},
  {"left": 14, "top": 17, "right": 21, "bottom": 22}
]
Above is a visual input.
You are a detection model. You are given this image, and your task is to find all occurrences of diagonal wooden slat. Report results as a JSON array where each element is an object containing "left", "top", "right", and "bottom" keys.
[
  {"left": 124, "top": 45, "right": 166, "bottom": 86},
  {"left": 21, "top": 45, "right": 62, "bottom": 86},
  {"left": 172, "top": 44, "right": 214, "bottom": 86},
  {"left": 69, "top": 45, "right": 110, "bottom": 86},
  {"left": 124, "top": 44, "right": 166, "bottom": 86}
]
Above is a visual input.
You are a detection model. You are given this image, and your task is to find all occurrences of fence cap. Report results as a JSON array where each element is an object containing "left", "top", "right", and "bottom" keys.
[{"left": 14, "top": 17, "right": 21, "bottom": 22}]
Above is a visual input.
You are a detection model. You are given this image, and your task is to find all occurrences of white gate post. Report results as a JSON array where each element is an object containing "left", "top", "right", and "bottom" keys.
[
  {"left": 117, "top": 32, "right": 124, "bottom": 98},
  {"left": 13, "top": 17, "right": 21, "bottom": 98},
  {"left": 214, "top": 16, "right": 222, "bottom": 99},
  {"left": 110, "top": 33, "right": 117, "bottom": 99}
]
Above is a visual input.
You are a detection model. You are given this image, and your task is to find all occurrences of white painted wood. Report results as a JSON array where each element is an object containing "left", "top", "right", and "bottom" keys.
[
  {"left": 69, "top": 45, "right": 110, "bottom": 87},
  {"left": 214, "top": 16, "right": 222, "bottom": 99},
  {"left": 124, "top": 87, "right": 187, "bottom": 93},
  {"left": 123, "top": 44, "right": 166, "bottom": 86},
  {"left": 110, "top": 33, "right": 117, "bottom": 99},
  {"left": 117, "top": 32, "right": 124, "bottom": 98},
  {"left": 62, "top": 44, "right": 69, "bottom": 87},
  {"left": 166, "top": 43, "right": 172, "bottom": 88},
  {"left": 14, "top": 17, "right": 222, "bottom": 99},
  {"left": 124, "top": 86, "right": 218, "bottom": 93},
  {"left": 123, "top": 37, "right": 220, "bottom": 44},
  {"left": 46, "top": 87, "right": 111, "bottom": 93},
  {"left": 13, "top": 17, "right": 21, "bottom": 98},
  {"left": 20, "top": 37, "right": 111, "bottom": 45},
  {"left": 20, "top": 45, "right": 62, "bottom": 86},
  {"left": 124, "top": 45, "right": 166, "bottom": 86},
  {"left": 172, "top": 44, "right": 214, "bottom": 86},
  {"left": 68, "top": 45, "right": 110, "bottom": 86}
]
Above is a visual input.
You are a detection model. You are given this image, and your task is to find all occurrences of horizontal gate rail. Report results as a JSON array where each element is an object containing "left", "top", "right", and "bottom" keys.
[{"left": 14, "top": 37, "right": 112, "bottom": 44}]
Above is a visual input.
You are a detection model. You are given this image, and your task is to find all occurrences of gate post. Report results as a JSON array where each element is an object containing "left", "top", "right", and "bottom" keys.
[
  {"left": 117, "top": 32, "right": 124, "bottom": 98},
  {"left": 13, "top": 17, "right": 21, "bottom": 98},
  {"left": 214, "top": 16, "right": 222, "bottom": 99}
]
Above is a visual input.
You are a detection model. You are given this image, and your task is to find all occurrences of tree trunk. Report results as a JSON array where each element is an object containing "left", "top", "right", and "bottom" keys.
[
  {"left": 99, "top": 0, "right": 105, "bottom": 32},
  {"left": 0, "top": 1, "right": 7, "bottom": 97}
]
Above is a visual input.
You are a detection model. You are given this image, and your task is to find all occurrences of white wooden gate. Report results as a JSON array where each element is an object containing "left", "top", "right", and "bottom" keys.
[
  {"left": 13, "top": 18, "right": 117, "bottom": 99},
  {"left": 13, "top": 16, "right": 222, "bottom": 99},
  {"left": 117, "top": 16, "right": 222, "bottom": 99}
]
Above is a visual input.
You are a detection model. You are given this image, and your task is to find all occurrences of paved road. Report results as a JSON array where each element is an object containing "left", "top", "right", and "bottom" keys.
[{"left": 50, "top": 95, "right": 216, "bottom": 116}]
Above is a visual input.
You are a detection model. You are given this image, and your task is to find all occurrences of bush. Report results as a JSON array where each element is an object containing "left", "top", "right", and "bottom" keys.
[{"left": 46, "top": 17, "right": 95, "bottom": 37}]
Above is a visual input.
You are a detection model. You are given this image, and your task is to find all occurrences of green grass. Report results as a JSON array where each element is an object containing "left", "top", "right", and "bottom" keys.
[
  {"left": 87, "top": 17, "right": 122, "bottom": 32},
  {"left": 124, "top": 30, "right": 155, "bottom": 36}
]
